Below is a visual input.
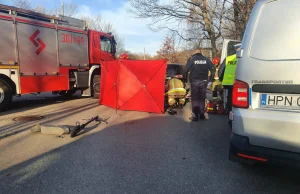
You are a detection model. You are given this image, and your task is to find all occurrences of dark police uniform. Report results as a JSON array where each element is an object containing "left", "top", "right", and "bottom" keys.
[{"left": 183, "top": 52, "right": 216, "bottom": 121}]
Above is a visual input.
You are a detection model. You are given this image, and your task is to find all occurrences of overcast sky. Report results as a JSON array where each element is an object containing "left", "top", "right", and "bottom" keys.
[{"left": 2, "top": 0, "right": 168, "bottom": 55}]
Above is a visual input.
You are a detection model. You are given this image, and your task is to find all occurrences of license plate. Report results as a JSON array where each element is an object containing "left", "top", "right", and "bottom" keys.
[{"left": 261, "top": 94, "right": 300, "bottom": 108}]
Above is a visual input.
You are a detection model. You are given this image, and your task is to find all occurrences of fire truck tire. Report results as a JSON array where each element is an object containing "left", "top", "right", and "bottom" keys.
[
  {"left": 0, "top": 79, "right": 12, "bottom": 112},
  {"left": 92, "top": 75, "right": 100, "bottom": 98}
]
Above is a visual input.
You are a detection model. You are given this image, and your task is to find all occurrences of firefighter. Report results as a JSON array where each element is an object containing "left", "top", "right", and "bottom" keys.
[
  {"left": 218, "top": 43, "right": 241, "bottom": 113},
  {"left": 211, "top": 57, "right": 222, "bottom": 101},
  {"left": 119, "top": 53, "right": 129, "bottom": 59},
  {"left": 183, "top": 49, "right": 216, "bottom": 121}
]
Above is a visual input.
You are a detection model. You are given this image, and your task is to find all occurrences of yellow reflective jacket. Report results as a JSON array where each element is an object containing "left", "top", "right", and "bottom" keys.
[{"left": 222, "top": 54, "right": 237, "bottom": 86}]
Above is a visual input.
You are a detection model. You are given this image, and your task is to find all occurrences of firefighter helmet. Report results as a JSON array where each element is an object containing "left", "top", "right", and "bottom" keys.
[
  {"left": 212, "top": 57, "right": 220, "bottom": 65},
  {"left": 120, "top": 53, "right": 129, "bottom": 59}
]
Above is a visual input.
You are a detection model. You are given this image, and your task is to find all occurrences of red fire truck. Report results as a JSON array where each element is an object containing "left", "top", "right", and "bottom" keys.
[{"left": 0, "top": 4, "right": 117, "bottom": 111}]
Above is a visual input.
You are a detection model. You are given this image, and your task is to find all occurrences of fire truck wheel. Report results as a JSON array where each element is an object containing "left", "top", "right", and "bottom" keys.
[
  {"left": 0, "top": 79, "right": 12, "bottom": 112},
  {"left": 92, "top": 75, "right": 100, "bottom": 98}
]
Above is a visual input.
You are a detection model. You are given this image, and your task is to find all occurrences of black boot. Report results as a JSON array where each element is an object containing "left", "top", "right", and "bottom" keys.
[
  {"left": 189, "top": 113, "right": 198, "bottom": 121},
  {"left": 167, "top": 108, "right": 177, "bottom": 115}
]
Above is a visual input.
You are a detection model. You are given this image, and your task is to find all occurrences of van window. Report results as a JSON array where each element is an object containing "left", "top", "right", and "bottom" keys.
[
  {"left": 250, "top": 0, "right": 300, "bottom": 60},
  {"left": 100, "top": 36, "right": 112, "bottom": 53}
]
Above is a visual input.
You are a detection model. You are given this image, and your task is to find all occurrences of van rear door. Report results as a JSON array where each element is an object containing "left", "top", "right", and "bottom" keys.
[
  {"left": 232, "top": 0, "right": 300, "bottom": 152},
  {"left": 235, "top": 0, "right": 300, "bottom": 112},
  {"left": 220, "top": 39, "right": 241, "bottom": 63}
]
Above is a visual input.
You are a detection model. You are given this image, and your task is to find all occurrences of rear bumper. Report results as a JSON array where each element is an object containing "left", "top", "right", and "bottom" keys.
[
  {"left": 230, "top": 108, "right": 300, "bottom": 152},
  {"left": 230, "top": 133, "right": 300, "bottom": 168}
]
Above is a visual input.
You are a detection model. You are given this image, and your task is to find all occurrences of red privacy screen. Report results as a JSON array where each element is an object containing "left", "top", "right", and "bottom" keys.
[{"left": 99, "top": 59, "right": 167, "bottom": 114}]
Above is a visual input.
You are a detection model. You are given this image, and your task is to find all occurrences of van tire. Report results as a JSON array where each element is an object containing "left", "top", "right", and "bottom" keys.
[
  {"left": 92, "top": 75, "right": 100, "bottom": 98},
  {"left": 0, "top": 79, "right": 13, "bottom": 112}
]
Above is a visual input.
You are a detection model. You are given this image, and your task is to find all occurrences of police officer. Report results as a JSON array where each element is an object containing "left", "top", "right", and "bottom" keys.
[
  {"left": 218, "top": 43, "right": 241, "bottom": 113},
  {"left": 183, "top": 49, "right": 216, "bottom": 121}
]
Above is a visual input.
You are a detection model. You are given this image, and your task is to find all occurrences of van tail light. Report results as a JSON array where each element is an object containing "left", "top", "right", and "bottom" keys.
[{"left": 232, "top": 79, "right": 249, "bottom": 108}]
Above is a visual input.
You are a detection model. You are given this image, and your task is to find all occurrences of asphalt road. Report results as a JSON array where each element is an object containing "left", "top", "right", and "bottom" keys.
[{"left": 0, "top": 93, "right": 300, "bottom": 194}]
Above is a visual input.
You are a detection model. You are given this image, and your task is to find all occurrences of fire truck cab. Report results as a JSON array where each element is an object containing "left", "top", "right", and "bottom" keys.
[{"left": 0, "top": 4, "right": 117, "bottom": 111}]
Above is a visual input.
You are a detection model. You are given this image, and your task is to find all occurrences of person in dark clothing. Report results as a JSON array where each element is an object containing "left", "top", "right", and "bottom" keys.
[{"left": 183, "top": 49, "right": 216, "bottom": 121}]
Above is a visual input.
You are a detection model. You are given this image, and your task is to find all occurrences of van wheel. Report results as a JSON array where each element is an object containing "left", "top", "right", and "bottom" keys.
[
  {"left": 0, "top": 79, "right": 13, "bottom": 112},
  {"left": 92, "top": 75, "right": 100, "bottom": 98}
]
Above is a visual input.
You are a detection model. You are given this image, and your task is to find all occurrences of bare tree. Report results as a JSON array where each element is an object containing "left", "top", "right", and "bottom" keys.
[
  {"left": 78, "top": 13, "right": 125, "bottom": 56},
  {"left": 220, "top": 0, "right": 257, "bottom": 40},
  {"left": 51, "top": 3, "right": 78, "bottom": 17},
  {"left": 233, "top": 0, "right": 256, "bottom": 39},
  {"left": 128, "top": 0, "right": 226, "bottom": 57},
  {"left": 129, "top": 0, "right": 257, "bottom": 57},
  {"left": 34, "top": 5, "right": 48, "bottom": 14},
  {"left": 10, "top": 0, "right": 53, "bottom": 14},
  {"left": 10, "top": 0, "right": 32, "bottom": 10},
  {"left": 157, "top": 34, "right": 178, "bottom": 63},
  {"left": 125, "top": 51, "right": 154, "bottom": 60},
  {"left": 11, "top": 1, "right": 82, "bottom": 18}
]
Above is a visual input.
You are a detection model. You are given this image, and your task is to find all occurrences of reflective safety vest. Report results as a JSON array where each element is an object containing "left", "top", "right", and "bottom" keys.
[
  {"left": 222, "top": 54, "right": 237, "bottom": 86},
  {"left": 166, "top": 78, "right": 186, "bottom": 98}
]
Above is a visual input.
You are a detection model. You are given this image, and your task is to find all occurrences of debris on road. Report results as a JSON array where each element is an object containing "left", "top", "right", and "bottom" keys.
[
  {"left": 28, "top": 116, "right": 109, "bottom": 138},
  {"left": 30, "top": 124, "right": 70, "bottom": 135},
  {"left": 70, "top": 116, "right": 109, "bottom": 138}
]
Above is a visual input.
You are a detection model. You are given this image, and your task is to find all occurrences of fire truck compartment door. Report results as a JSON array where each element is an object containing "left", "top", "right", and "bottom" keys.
[
  {"left": 0, "top": 18, "right": 15, "bottom": 64},
  {"left": 58, "top": 30, "right": 89, "bottom": 67},
  {"left": 17, "top": 23, "right": 57, "bottom": 75}
]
